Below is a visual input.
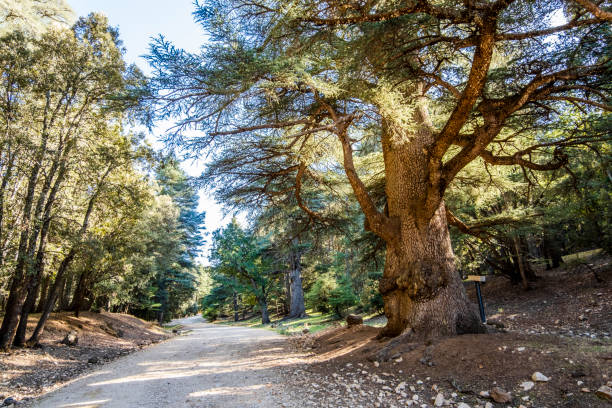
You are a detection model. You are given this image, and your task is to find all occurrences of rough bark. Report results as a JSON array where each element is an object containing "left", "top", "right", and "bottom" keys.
[
  {"left": 379, "top": 201, "right": 484, "bottom": 338},
  {"left": 373, "top": 110, "right": 483, "bottom": 339},
  {"left": 287, "top": 241, "right": 306, "bottom": 318},
  {"left": 259, "top": 299, "right": 270, "bottom": 324}
]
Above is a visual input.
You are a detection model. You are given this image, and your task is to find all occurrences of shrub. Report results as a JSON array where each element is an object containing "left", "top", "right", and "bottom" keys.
[
  {"left": 306, "top": 273, "right": 359, "bottom": 316},
  {"left": 329, "top": 275, "right": 359, "bottom": 316},
  {"left": 305, "top": 272, "right": 337, "bottom": 313},
  {"left": 202, "top": 306, "right": 219, "bottom": 321}
]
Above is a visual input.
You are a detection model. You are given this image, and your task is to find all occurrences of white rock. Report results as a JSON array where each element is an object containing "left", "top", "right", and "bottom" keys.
[
  {"left": 577, "top": 380, "right": 584, "bottom": 386},
  {"left": 520, "top": 381, "right": 535, "bottom": 391},
  {"left": 532, "top": 372, "right": 550, "bottom": 382},
  {"left": 479, "top": 390, "right": 490, "bottom": 398},
  {"left": 517, "top": 347, "right": 525, "bottom": 352},
  {"left": 374, "top": 361, "right": 380, "bottom": 367},
  {"left": 412, "top": 394, "right": 419, "bottom": 401},
  {"left": 485, "top": 403, "right": 493, "bottom": 408},
  {"left": 596, "top": 385, "right": 612, "bottom": 400},
  {"left": 457, "top": 403, "right": 471, "bottom": 408},
  {"left": 433, "top": 393, "right": 444, "bottom": 406}
]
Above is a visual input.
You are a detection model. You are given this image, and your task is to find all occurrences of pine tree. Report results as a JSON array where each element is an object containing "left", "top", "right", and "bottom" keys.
[{"left": 147, "top": 0, "right": 611, "bottom": 338}]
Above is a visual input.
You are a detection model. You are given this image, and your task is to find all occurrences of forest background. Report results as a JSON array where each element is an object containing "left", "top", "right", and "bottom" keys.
[{"left": 0, "top": 0, "right": 609, "bottom": 350}]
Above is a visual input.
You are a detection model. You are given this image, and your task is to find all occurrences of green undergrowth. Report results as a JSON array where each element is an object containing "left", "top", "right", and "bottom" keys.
[{"left": 215, "top": 311, "right": 386, "bottom": 335}]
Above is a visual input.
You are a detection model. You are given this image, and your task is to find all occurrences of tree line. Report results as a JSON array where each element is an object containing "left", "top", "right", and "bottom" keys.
[
  {"left": 2, "top": 0, "right": 609, "bottom": 350},
  {"left": 0, "top": 12, "right": 204, "bottom": 351}
]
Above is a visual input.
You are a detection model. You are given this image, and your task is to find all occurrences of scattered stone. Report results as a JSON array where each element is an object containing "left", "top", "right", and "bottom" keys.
[
  {"left": 433, "top": 392, "right": 444, "bottom": 406},
  {"left": 520, "top": 381, "right": 535, "bottom": 391},
  {"left": 595, "top": 385, "right": 612, "bottom": 400},
  {"left": 581, "top": 387, "right": 591, "bottom": 393},
  {"left": 60, "top": 330, "right": 78, "bottom": 346},
  {"left": 457, "top": 403, "right": 470, "bottom": 408},
  {"left": 479, "top": 390, "right": 490, "bottom": 398},
  {"left": 346, "top": 314, "right": 363, "bottom": 327},
  {"left": 578, "top": 315, "right": 587, "bottom": 321},
  {"left": 531, "top": 372, "right": 550, "bottom": 382},
  {"left": 490, "top": 386, "right": 512, "bottom": 403},
  {"left": 88, "top": 356, "right": 99, "bottom": 364},
  {"left": 485, "top": 403, "right": 493, "bottom": 408},
  {"left": 373, "top": 361, "right": 379, "bottom": 367},
  {"left": 516, "top": 347, "right": 525, "bottom": 352}
]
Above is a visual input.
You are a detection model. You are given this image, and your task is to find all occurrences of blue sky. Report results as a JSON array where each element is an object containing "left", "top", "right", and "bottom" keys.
[{"left": 69, "top": 0, "right": 233, "bottom": 262}]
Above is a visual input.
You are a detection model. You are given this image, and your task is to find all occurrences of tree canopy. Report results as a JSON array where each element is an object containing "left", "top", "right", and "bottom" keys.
[{"left": 146, "top": 0, "right": 610, "bottom": 338}]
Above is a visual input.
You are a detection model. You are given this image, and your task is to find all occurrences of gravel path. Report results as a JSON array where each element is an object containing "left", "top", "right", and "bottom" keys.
[{"left": 31, "top": 316, "right": 292, "bottom": 408}]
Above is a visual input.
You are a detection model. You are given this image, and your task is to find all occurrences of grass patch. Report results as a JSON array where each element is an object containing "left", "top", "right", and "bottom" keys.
[{"left": 214, "top": 311, "right": 386, "bottom": 335}]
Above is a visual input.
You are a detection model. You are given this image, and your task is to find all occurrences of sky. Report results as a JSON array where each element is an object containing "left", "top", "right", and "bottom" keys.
[{"left": 69, "top": 0, "right": 236, "bottom": 262}]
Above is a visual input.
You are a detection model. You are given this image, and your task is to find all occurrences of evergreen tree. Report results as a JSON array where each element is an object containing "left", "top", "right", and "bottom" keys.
[{"left": 147, "top": 0, "right": 610, "bottom": 338}]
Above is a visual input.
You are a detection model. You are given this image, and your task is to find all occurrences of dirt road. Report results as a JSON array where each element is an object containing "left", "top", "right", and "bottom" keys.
[{"left": 31, "top": 316, "right": 295, "bottom": 408}]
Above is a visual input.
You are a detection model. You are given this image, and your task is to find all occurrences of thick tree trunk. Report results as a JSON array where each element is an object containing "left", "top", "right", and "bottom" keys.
[
  {"left": 379, "top": 202, "right": 484, "bottom": 338},
  {"left": 259, "top": 299, "right": 270, "bottom": 324},
  {"left": 287, "top": 242, "right": 306, "bottom": 318},
  {"left": 375, "top": 112, "right": 484, "bottom": 339}
]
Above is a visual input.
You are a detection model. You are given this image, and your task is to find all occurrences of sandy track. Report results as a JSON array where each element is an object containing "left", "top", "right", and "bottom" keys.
[{"left": 31, "top": 316, "right": 293, "bottom": 408}]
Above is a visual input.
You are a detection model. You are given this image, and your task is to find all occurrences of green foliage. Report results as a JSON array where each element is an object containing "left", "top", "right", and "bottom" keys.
[
  {"left": 305, "top": 272, "right": 359, "bottom": 316},
  {"left": 206, "top": 219, "right": 279, "bottom": 323},
  {"left": 305, "top": 272, "right": 337, "bottom": 314},
  {"left": 0, "top": 0, "right": 75, "bottom": 36},
  {"left": 329, "top": 275, "right": 359, "bottom": 317},
  {"left": 0, "top": 13, "right": 205, "bottom": 339}
]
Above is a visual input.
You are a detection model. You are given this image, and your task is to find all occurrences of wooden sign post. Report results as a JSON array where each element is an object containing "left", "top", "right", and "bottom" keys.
[{"left": 466, "top": 275, "right": 487, "bottom": 323}]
